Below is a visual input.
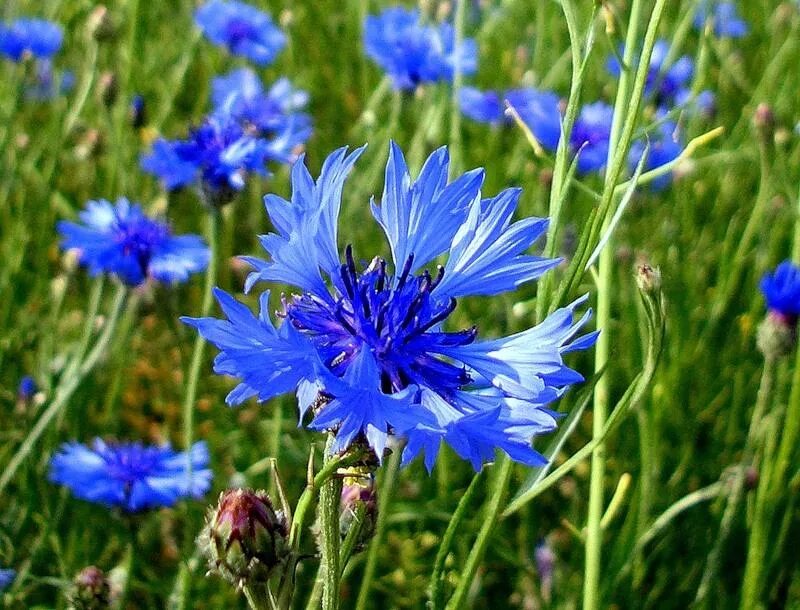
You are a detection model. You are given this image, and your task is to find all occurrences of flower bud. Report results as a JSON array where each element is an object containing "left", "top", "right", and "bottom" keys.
[
  {"left": 87, "top": 6, "right": 117, "bottom": 42},
  {"left": 340, "top": 471, "right": 377, "bottom": 549},
  {"left": 68, "top": 566, "right": 110, "bottom": 610},
  {"left": 753, "top": 103, "right": 775, "bottom": 144},
  {"left": 98, "top": 72, "right": 118, "bottom": 107},
  {"left": 635, "top": 263, "right": 662, "bottom": 294},
  {"left": 129, "top": 95, "right": 147, "bottom": 128},
  {"left": 199, "top": 489, "right": 289, "bottom": 586},
  {"left": 756, "top": 311, "right": 796, "bottom": 360}
]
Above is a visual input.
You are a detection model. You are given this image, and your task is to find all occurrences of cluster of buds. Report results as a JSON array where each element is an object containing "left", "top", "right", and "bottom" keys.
[{"left": 199, "top": 489, "right": 290, "bottom": 587}]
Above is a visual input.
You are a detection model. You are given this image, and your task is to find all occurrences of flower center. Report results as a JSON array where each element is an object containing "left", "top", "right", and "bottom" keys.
[
  {"left": 284, "top": 246, "right": 476, "bottom": 394},
  {"left": 225, "top": 19, "right": 257, "bottom": 45}
]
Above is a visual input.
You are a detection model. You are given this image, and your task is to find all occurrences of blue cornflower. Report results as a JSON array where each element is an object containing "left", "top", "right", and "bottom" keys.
[
  {"left": 628, "top": 119, "right": 684, "bottom": 191},
  {"left": 184, "top": 143, "right": 597, "bottom": 471},
  {"left": 141, "top": 114, "right": 277, "bottom": 203},
  {"left": 25, "top": 59, "right": 74, "bottom": 100},
  {"left": 364, "top": 7, "right": 477, "bottom": 91},
  {"left": 49, "top": 439, "right": 212, "bottom": 512},
  {"left": 694, "top": 1, "right": 748, "bottom": 38},
  {"left": 0, "top": 569, "right": 14, "bottom": 591},
  {"left": 18, "top": 375, "right": 37, "bottom": 401},
  {"left": 195, "top": 0, "right": 285, "bottom": 66},
  {"left": 210, "top": 68, "right": 311, "bottom": 163},
  {"left": 608, "top": 40, "right": 701, "bottom": 111},
  {"left": 0, "top": 18, "right": 62, "bottom": 61},
  {"left": 57, "top": 198, "right": 210, "bottom": 286},
  {"left": 459, "top": 86, "right": 562, "bottom": 150},
  {"left": 570, "top": 102, "right": 614, "bottom": 174},
  {"left": 760, "top": 261, "right": 800, "bottom": 320}
]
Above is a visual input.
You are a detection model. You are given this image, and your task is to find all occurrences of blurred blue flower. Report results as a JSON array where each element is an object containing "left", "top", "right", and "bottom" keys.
[
  {"left": 195, "top": 0, "right": 285, "bottom": 66},
  {"left": 608, "top": 40, "right": 704, "bottom": 111},
  {"left": 364, "top": 7, "right": 477, "bottom": 90},
  {"left": 210, "top": 68, "right": 311, "bottom": 162},
  {"left": 760, "top": 261, "right": 800, "bottom": 318},
  {"left": 571, "top": 102, "right": 614, "bottom": 173},
  {"left": 695, "top": 1, "right": 748, "bottom": 38},
  {"left": 459, "top": 86, "right": 562, "bottom": 150},
  {"left": 57, "top": 198, "right": 210, "bottom": 286},
  {"left": 25, "top": 59, "right": 74, "bottom": 100},
  {"left": 18, "top": 375, "right": 37, "bottom": 401},
  {"left": 0, "top": 569, "right": 14, "bottom": 591},
  {"left": 141, "top": 114, "right": 278, "bottom": 202},
  {"left": 0, "top": 18, "right": 63, "bottom": 61},
  {"left": 50, "top": 439, "right": 212, "bottom": 512},
  {"left": 130, "top": 94, "right": 147, "bottom": 128},
  {"left": 628, "top": 120, "right": 684, "bottom": 191},
  {"left": 184, "top": 143, "right": 596, "bottom": 471}
]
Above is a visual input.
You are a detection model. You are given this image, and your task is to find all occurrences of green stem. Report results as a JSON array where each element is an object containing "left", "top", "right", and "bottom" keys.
[
  {"left": 584, "top": 0, "right": 644, "bottom": 604},
  {"left": 319, "top": 435, "right": 343, "bottom": 610},
  {"left": 182, "top": 211, "right": 219, "bottom": 474},
  {"left": 445, "top": 457, "right": 512, "bottom": 610},
  {"left": 242, "top": 583, "right": 276, "bottom": 610},
  {"left": 0, "top": 284, "right": 128, "bottom": 494},
  {"left": 354, "top": 449, "right": 401, "bottom": 610},
  {"left": 428, "top": 469, "right": 484, "bottom": 609},
  {"left": 448, "top": 0, "right": 466, "bottom": 178}
]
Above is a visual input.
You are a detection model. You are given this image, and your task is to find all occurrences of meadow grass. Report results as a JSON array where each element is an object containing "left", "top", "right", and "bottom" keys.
[{"left": 1, "top": 0, "right": 800, "bottom": 608}]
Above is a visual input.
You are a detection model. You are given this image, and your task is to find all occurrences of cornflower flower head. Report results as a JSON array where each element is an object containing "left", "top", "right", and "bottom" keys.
[
  {"left": 195, "top": 0, "right": 286, "bottom": 66},
  {"left": 0, "top": 18, "right": 62, "bottom": 61},
  {"left": 57, "top": 198, "right": 210, "bottom": 286},
  {"left": 608, "top": 40, "right": 701, "bottom": 111},
  {"left": 184, "top": 143, "right": 597, "bottom": 471},
  {"left": 694, "top": 1, "right": 749, "bottom": 38},
  {"left": 141, "top": 114, "right": 277, "bottom": 205},
  {"left": 364, "top": 7, "right": 477, "bottom": 91},
  {"left": 570, "top": 102, "right": 614, "bottom": 174},
  {"left": 628, "top": 119, "right": 684, "bottom": 191},
  {"left": 760, "top": 261, "right": 800, "bottom": 322},
  {"left": 17, "top": 375, "right": 37, "bottom": 401},
  {"left": 0, "top": 569, "right": 14, "bottom": 591},
  {"left": 210, "top": 68, "right": 312, "bottom": 163},
  {"left": 49, "top": 439, "right": 212, "bottom": 512},
  {"left": 459, "top": 86, "right": 562, "bottom": 151}
]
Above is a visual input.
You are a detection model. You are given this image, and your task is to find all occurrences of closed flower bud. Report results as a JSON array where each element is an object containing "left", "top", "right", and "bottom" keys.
[
  {"left": 199, "top": 489, "right": 289, "bottom": 586},
  {"left": 68, "top": 566, "right": 110, "bottom": 610},
  {"left": 98, "top": 72, "right": 118, "bottom": 107},
  {"left": 635, "top": 263, "right": 662, "bottom": 294},
  {"left": 87, "top": 6, "right": 117, "bottom": 42},
  {"left": 756, "top": 311, "right": 796, "bottom": 360},
  {"left": 753, "top": 103, "right": 775, "bottom": 144},
  {"left": 340, "top": 471, "right": 377, "bottom": 549}
]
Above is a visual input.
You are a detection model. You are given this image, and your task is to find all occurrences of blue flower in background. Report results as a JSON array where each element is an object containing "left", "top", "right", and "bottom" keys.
[
  {"left": 25, "top": 59, "right": 74, "bottom": 100},
  {"left": 142, "top": 114, "right": 279, "bottom": 202},
  {"left": 184, "top": 143, "right": 597, "bottom": 471},
  {"left": 364, "top": 7, "right": 477, "bottom": 90},
  {"left": 195, "top": 0, "right": 286, "bottom": 66},
  {"left": 629, "top": 120, "right": 684, "bottom": 191},
  {"left": 57, "top": 198, "right": 210, "bottom": 286},
  {"left": 459, "top": 86, "right": 562, "bottom": 150},
  {"left": 18, "top": 375, "right": 37, "bottom": 401},
  {"left": 570, "top": 102, "right": 614, "bottom": 173},
  {"left": 210, "top": 68, "right": 311, "bottom": 162},
  {"left": 760, "top": 261, "right": 800, "bottom": 319},
  {"left": 609, "top": 40, "right": 701, "bottom": 111},
  {"left": 49, "top": 439, "right": 212, "bottom": 512},
  {"left": 0, "top": 569, "right": 14, "bottom": 591},
  {"left": 695, "top": 1, "right": 748, "bottom": 38},
  {"left": 0, "top": 18, "right": 62, "bottom": 61}
]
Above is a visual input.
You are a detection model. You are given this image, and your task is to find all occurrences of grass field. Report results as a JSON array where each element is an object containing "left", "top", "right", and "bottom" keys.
[{"left": 1, "top": 1, "right": 800, "bottom": 608}]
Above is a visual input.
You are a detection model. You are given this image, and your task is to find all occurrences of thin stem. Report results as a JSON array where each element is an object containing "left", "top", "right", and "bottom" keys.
[
  {"left": 445, "top": 458, "right": 512, "bottom": 610},
  {"left": 448, "top": 0, "right": 466, "bottom": 178},
  {"left": 319, "top": 435, "right": 343, "bottom": 610},
  {"left": 354, "top": 449, "right": 401, "bottom": 610},
  {"left": 0, "top": 284, "right": 128, "bottom": 495},
  {"left": 182, "top": 211, "right": 219, "bottom": 476},
  {"left": 428, "top": 469, "right": 484, "bottom": 609}
]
